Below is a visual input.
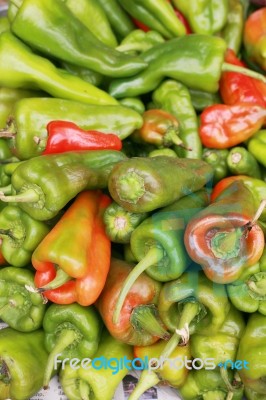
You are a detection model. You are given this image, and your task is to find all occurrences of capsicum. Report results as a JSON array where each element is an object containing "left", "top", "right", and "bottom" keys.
[
  {"left": 202, "top": 148, "right": 230, "bottom": 184},
  {"left": 244, "top": 7, "right": 266, "bottom": 71},
  {"left": 248, "top": 129, "right": 266, "bottom": 167},
  {"left": 221, "top": 0, "right": 244, "bottom": 54},
  {"left": 116, "top": 29, "right": 165, "bottom": 54},
  {"left": 227, "top": 146, "right": 262, "bottom": 179}
]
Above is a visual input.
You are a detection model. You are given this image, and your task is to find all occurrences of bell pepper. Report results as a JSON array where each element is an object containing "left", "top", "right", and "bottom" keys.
[
  {"left": 31, "top": 190, "right": 111, "bottom": 305},
  {"left": 10, "top": 0, "right": 147, "bottom": 78},
  {"left": 116, "top": 29, "right": 165, "bottom": 54},
  {"left": 118, "top": 97, "right": 145, "bottom": 114},
  {"left": 227, "top": 247, "right": 266, "bottom": 315},
  {"left": 248, "top": 129, "right": 266, "bottom": 167},
  {"left": 221, "top": 0, "right": 244, "bottom": 54},
  {"left": 42, "top": 302, "right": 102, "bottom": 389},
  {"left": 202, "top": 148, "right": 230, "bottom": 184},
  {"left": 184, "top": 180, "right": 265, "bottom": 284},
  {"left": 108, "top": 156, "right": 213, "bottom": 213},
  {"left": 131, "top": 109, "right": 184, "bottom": 148},
  {"left": 0, "top": 32, "right": 118, "bottom": 106},
  {"left": 113, "top": 190, "right": 209, "bottom": 324},
  {"left": 0, "top": 97, "right": 142, "bottom": 160},
  {"left": 60, "top": 329, "right": 133, "bottom": 400},
  {"left": 96, "top": 258, "right": 168, "bottom": 346},
  {"left": 103, "top": 201, "right": 148, "bottom": 243},
  {"left": 244, "top": 7, "right": 266, "bottom": 71},
  {"left": 227, "top": 146, "right": 262, "bottom": 179},
  {"left": 237, "top": 312, "right": 266, "bottom": 396},
  {"left": 0, "top": 266, "right": 46, "bottom": 332},
  {"left": 0, "top": 327, "right": 49, "bottom": 400},
  {"left": 42, "top": 120, "right": 122, "bottom": 155},
  {"left": 0, "top": 150, "right": 126, "bottom": 221},
  {"left": 109, "top": 34, "right": 266, "bottom": 98},
  {"left": 199, "top": 103, "right": 266, "bottom": 149},
  {"left": 171, "top": 0, "right": 229, "bottom": 35},
  {"left": 152, "top": 79, "right": 202, "bottom": 159},
  {"left": 0, "top": 205, "right": 50, "bottom": 267}
]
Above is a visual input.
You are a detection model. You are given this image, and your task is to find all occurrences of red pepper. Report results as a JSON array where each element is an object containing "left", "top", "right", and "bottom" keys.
[
  {"left": 219, "top": 49, "right": 266, "bottom": 107},
  {"left": 199, "top": 103, "right": 266, "bottom": 149},
  {"left": 0, "top": 242, "right": 7, "bottom": 267},
  {"left": 42, "top": 120, "right": 122, "bottom": 155},
  {"left": 32, "top": 190, "right": 111, "bottom": 305}
]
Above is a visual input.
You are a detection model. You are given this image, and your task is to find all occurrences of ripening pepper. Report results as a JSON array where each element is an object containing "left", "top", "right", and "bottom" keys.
[
  {"left": 60, "top": 329, "right": 133, "bottom": 400},
  {"left": 202, "top": 148, "right": 230, "bottom": 184},
  {"left": 0, "top": 150, "right": 126, "bottom": 221},
  {"left": 248, "top": 129, "right": 266, "bottom": 167},
  {"left": 221, "top": 0, "right": 244, "bottom": 54},
  {"left": 227, "top": 146, "right": 262, "bottom": 179},
  {"left": 0, "top": 327, "right": 49, "bottom": 400},
  {"left": 10, "top": 0, "right": 147, "bottom": 78},
  {"left": 0, "top": 205, "right": 50, "bottom": 267},
  {"left": 31, "top": 190, "right": 111, "bottom": 306},
  {"left": 96, "top": 258, "right": 168, "bottom": 346},
  {"left": 116, "top": 29, "right": 165, "bottom": 54},
  {"left": 0, "top": 266, "right": 46, "bottom": 332},
  {"left": 244, "top": 7, "right": 266, "bottom": 71},
  {"left": 42, "top": 302, "right": 102, "bottom": 389},
  {"left": 184, "top": 180, "right": 265, "bottom": 284}
]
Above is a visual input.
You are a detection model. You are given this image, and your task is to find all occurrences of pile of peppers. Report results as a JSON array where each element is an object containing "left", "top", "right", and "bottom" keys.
[{"left": 0, "top": 0, "right": 266, "bottom": 399}]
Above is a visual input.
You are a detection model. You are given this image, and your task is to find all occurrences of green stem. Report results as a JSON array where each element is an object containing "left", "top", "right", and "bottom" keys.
[
  {"left": 79, "top": 379, "right": 91, "bottom": 400},
  {"left": 222, "top": 62, "right": 266, "bottom": 83},
  {"left": 0, "top": 189, "right": 40, "bottom": 203},
  {"left": 203, "top": 391, "right": 225, "bottom": 400},
  {"left": 130, "top": 305, "right": 170, "bottom": 340},
  {"left": 112, "top": 246, "right": 165, "bottom": 324},
  {"left": 128, "top": 370, "right": 160, "bottom": 400},
  {"left": 0, "top": 130, "right": 15, "bottom": 138},
  {"left": 38, "top": 268, "right": 72, "bottom": 292},
  {"left": 43, "top": 329, "right": 78, "bottom": 389},
  {"left": 0, "top": 184, "right": 11, "bottom": 195}
]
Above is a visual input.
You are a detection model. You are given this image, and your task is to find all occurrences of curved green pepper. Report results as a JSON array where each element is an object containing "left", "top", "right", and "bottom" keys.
[
  {"left": 248, "top": 130, "right": 266, "bottom": 168},
  {"left": 118, "top": 97, "right": 145, "bottom": 114},
  {"left": 61, "top": 61, "right": 103, "bottom": 88},
  {"left": 227, "top": 146, "right": 262, "bottom": 179},
  {"left": 43, "top": 302, "right": 102, "bottom": 389},
  {"left": 116, "top": 29, "right": 165, "bottom": 54},
  {"left": 203, "top": 148, "right": 230, "bottom": 184},
  {"left": 188, "top": 88, "right": 222, "bottom": 112},
  {"left": 0, "top": 267, "right": 46, "bottom": 332},
  {"left": 221, "top": 0, "right": 244, "bottom": 54}
]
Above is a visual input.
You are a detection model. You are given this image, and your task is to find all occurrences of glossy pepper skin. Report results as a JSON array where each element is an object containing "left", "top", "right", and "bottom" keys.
[
  {"left": 0, "top": 267, "right": 46, "bottom": 332},
  {"left": 0, "top": 327, "right": 48, "bottom": 400},
  {"left": 96, "top": 258, "right": 167, "bottom": 346},
  {"left": 60, "top": 329, "right": 133, "bottom": 400},
  {"left": 32, "top": 190, "right": 111, "bottom": 306},
  {"left": 184, "top": 180, "right": 265, "bottom": 284},
  {"left": 227, "top": 146, "right": 262, "bottom": 179},
  {"left": 202, "top": 148, "right": 230, "bottom": 184},
  {"left": 0, "top": 32, "right": 118, "bottom": 106},
  {"left": 10, "top": 0, "right": 147, "bottom": 78},
  {"left": 152, "top": 79, "right": 202, "bottom": 159},
  {"left": 43, "top": 120, "right": 122, "bottom": 155},
  {"left": 1, "top": 97, "right": 142, "bottom": 160},
  {"left": 237, "top": 313, "right": 266, "bottom": 396},
  {"left": 199, "top": 103, "right": 266, "bottom": 149},
  {"left": 0, "top": 150, "right": 126, "bottom": 221},
  {"left": 221, "top": 0, "right": 244, "bottom": 54},
  {"left": 248, "top": 129, "right": 266, "bottom": 167},
  {"left": 42, "top": 302, "right": 102, "bottom": 389},
  {"left": 0, "top": 205, "right": 49, "bottom": 267},
  {"left": 108, "top": 156, "right": 213, "bottom": 213},
  {"left": 244, "top": 7, "right": 266, "bottom": 71},
  {"left": 116, "top": 29, "right": 165, "bottom": 54}
]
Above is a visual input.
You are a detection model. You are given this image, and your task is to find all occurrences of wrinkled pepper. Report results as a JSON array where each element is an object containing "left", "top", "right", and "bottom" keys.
[
  {"left": 108, "top": 156, "right": 213, "bottom": 213},
  {"left": 60, "top": 329, "right": 133, "bottom": 400},
  {"left": 184, "top": 180, "right": 265, "bottom": 283},
  {"left": 248, "top": 129, "right": 266, "bottom": 167},
  {"left": 0, "top": 150, "right": 126, "bottom": 220},
  {"left": 42, "top": 302, "right": 102, "bottom": 389},
  {"left": 10, "top": 0, "right": 147, "bottom": 78},
  {"left": 244, "top": 7, "right": 266, "bottom": 71},
  {"left": 116, "top": 29, "right": 165, "bottom": 54},
  {"left": 96, "top": 258, "right": 168, "bottom": 346},
  {"left": 0, "top": 266, "right": 46, "bottom": 332},
  {"left": 227, "top": 146, "right": 262, "bottom": 179},
  {"left": 202, "top": 148, "right": 230, "bottom": 184},
  {"left": 31, "top": 190, "right": 111, "bottom": 305},
  {"left": 0, "top": 327, "right": 49, "bottom": 400}
]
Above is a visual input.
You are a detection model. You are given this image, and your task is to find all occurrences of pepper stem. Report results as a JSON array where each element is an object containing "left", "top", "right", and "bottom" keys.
[
  {"left": 128, "top": 370, "right": 160, "bottom": 400},
  {"left": 130, "top": 305, "right": 170, "bottom": 340},
  {"left": 222, "top": 62, "right": 266, "bottom": 83},
  {"left": 0, "top": 189, "right": 40, "bottom": 203},
  {"left": 220, "top": 368, "right": 243, "bottom": 400},
  {"left": 79, "top": 379, "right": 91, "bottom": 400},
  {"left": 43, "top": 329, "right": 78, "bottom": 389},
  {"left": 0, "top": 130, "right": 15, "bottom": 138},
  {"left": 0, "top": 185, "right": 11, "bottom": 195},
  {"left": 112, "top": 246, "right": 165, "bottom": 324},
  {"left": 247, "top": 273, "right": 266, "bottom": 297},
  {"left": 37, "top": 268, "right": 72, "bottom": 292}
]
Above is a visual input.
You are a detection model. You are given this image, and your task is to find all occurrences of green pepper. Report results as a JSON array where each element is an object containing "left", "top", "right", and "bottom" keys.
[
  {"left": 221, "top": 0, "right": 244, "bottom": 54},
  {"left": 61, "top": 61, "right": 103, "bottom": 88},
  {"left": 60, "top": 329, "right": 133, "bottom": 400},
  {"left": 118, "top": 97, "right": 145, "bottom": 114},
  {"left": 227, "top": 146, "right": 262, "bottom": 179},
  {"left": 188, "top": 88, "right": 222, "bottom": 112},
  {"left": 10, "top": 0, "right": 147, "bottom": 78},
  {"left": 245, "top": 386, "right": 266, "bottom": 400},
  {"left": 0, "top": 266, "right": 46, "bottom": 332},
  {"left": 237, "top": 312, "right": 266, "bottom": 396},
  {"left": 0, "top": 97, "right": 143, "bottom": 160},
  {"left": 171, "top": 0, "right": 229, "bottom": 35},
  {"left": 0, "top": 205, "right": 50, "bottom": 267},
  {"left": 203, "top": 148, "right": 230, "bottom": 184},
  {"left": 116, "top": 29, "right": 165, "bottom": 54},
  {"left": 0, "top": 327, "right": 49, "bottom": 400},
  {"left": 248, "top": 130, "right": 266, "bottom": 167},
  {"left": 227, "top": 248, "right": 266, "bottom": 315},
  {"left": 152, "top": 79, "right": 202, "bottom": 159},
  {"left": 149, "top": 148, "right": 178, "bottom": 158},
  {"left": 0, "top": 139, "right": 13, "bottom": 161},
  {"left": 108, "top": 156, "right": 213, "bottom": 213},
  {"left": 0, "top": 160, "right": 22, "bottom": 191},
  {"left": 0, "top": 16, "right": 10, "bottom": 34},
  {"left": 0, "top": 150, "right": 127, "bottom": 221},
  {"left": 43, "top": 302, "right": 102, "bottom": 389}
]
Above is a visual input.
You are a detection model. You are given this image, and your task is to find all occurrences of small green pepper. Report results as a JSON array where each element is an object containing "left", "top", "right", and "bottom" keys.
[
  {"left": 227, "top": 146, "right": 262, "bottom": 179},
  {"left": 221, "top": 0, "right": 244, "bottom": 54},
  {"left": 148, "top": 148, "right": 178, "bottom": 158},
  {"left": 61, "top": 62, "right": 103, "bottom": 87},
  {"left": 116, "top": 29, "right": 165, "bottom": 54},
  {"left": 0, "top": 267, "right": 46, "bottom": 332},
  {"left": 248, "top": 130, "right": 266, "bottom": 167},
  {"left": 203, "top": 148, "right": 230, "bottom": 184}
]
